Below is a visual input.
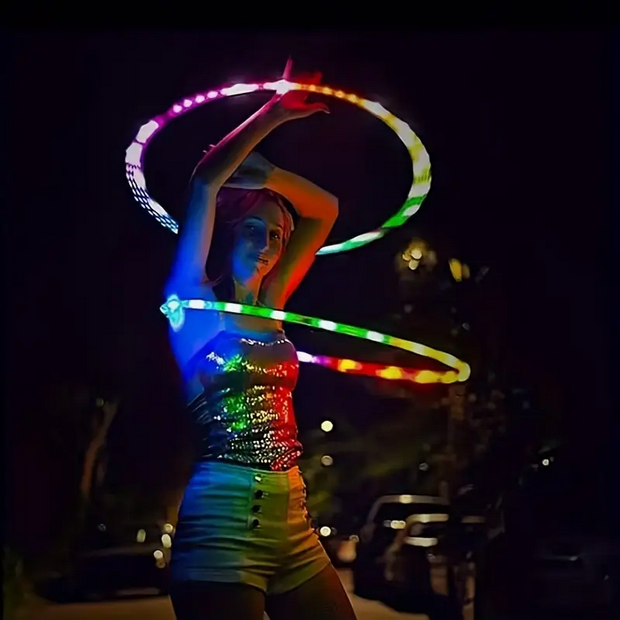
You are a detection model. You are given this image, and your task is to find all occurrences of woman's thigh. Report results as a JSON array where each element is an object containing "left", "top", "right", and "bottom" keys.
[
  {"left": 265, "top": 563, "right": 357, "bottom": 620},
  {"left": 170, "top": 581, "right": 266, "bottom": 620}
]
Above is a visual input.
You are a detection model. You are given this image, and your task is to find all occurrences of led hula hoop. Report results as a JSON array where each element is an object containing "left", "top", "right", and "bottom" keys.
[{"left": 125, "top": 78, "right": 471, "bottom": 384}]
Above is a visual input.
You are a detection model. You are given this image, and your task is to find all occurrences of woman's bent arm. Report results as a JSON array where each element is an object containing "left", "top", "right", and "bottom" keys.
[{"left": 168, "top": 101, "right": 286, "bottom": 289}]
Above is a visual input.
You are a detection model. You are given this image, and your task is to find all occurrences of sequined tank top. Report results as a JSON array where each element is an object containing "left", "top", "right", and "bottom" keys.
[{"left": 184, "top": 330, "right": 303, "bottom": 471}]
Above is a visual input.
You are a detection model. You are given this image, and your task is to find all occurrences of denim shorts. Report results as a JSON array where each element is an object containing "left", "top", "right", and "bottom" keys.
[{"left": 170, "top": 460, "right": 331, "bottom": 595}]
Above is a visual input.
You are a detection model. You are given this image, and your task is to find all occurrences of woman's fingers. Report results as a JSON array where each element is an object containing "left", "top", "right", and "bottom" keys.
[
  {"left": 283, "top": 57, "right": 293, "bottom": 80},
  {"left": 282, "top": 60, "right": 321, "bottom": 87}
]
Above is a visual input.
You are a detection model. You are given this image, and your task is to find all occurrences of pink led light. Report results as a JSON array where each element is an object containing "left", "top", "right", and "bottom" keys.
[
  {"left": 207, "top": 91, "right": 218, "bottom": 99},
  {"left": 195, "top": 95, "right": 205, "bottom": 103},
  {"left": 172, "top": 104, "right": 182, "bottom": 114}
]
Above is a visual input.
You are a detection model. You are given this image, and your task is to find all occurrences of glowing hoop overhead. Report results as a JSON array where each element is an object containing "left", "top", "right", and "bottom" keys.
[
  {"left": 125, "top": 78, "right": 431, "bottom": 255},
  {"left": 126, "top": 77, "right": 471, "bottom": 384}
]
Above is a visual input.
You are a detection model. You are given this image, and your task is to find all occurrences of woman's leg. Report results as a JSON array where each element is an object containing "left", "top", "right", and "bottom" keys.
[
  {"left": 170, "top": 581, "right": 266, "bottom": 620},
  {"left": 265, "top": 564, "right": 357, "bottom": 620}
]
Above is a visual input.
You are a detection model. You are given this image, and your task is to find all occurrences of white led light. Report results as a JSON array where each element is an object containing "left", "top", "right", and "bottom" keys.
[
  {"left": 263, "top": 79, "right": 293, "bottom": 95},
  {"left": 136, "top": 120, "right": 159, "bottom": 144},
  {"left": 125, "top": 143, "right": 143, "bottom": 166},
  {"left": 146, "top": 198, "right": 167, "bottom": 218},
  {"left": 133, "top": 168, "right": 147, "bottom": 190},
  {"left": 366, "top": 331, "right": 384, "bottom": 343},
  {"left": 409, "top": 182, "right": 430, "bottom": 198},
  {"left": 403, "top": 204, "right": 422, "bottom": 217},
  {"left": 415, "top": 150, "right": 430, "bottom": 169},
  {"left": 351, "top": 231, "right": 383, "bottom": 244},
  {"left": 316, "top": 243, "right": 345, "bottom": 255},
  {"left": 221, "top": 83, "right": 259, "bottom": 96},
  {"left": 362, "top": 100, "right": 389, "bottom": 118}
]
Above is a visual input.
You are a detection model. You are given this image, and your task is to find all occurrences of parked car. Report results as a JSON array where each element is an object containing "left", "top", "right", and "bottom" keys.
[
  {"left": 352, "top": 494, "right": 449, "bottom": 600},
  {"left": 381, "top": 510, "right": 485, "bottom": 620},
  {"left": 41, "top": 521, "right": 174, "bottom": 601},
  {"left": 475, "top": 445, "right": 620, "bottom": 617}
]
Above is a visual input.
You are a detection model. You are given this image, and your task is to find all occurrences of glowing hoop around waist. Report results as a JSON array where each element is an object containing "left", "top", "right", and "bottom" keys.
[{"left": 160, "top": 296, "right": 470, "bottom": 384}]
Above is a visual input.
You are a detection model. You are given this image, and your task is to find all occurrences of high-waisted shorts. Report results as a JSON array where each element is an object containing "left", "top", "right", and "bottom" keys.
[{"left": 170, "top": 460, "right": 331, "bottom": 595}]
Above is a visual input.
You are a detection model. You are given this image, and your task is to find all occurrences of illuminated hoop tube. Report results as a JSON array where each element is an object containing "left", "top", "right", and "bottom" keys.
[
  {"left": 125, "top": 79, "right": 431, "bottom": 254},
  {"left": 161, "top": 295, "right": 470, "bottom": 384},
  {"left": 126, "top": 78, "right": 470, "bottom": 384}
]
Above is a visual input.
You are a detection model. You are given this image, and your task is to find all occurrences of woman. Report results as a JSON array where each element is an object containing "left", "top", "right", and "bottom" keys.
[{"left": 165, "top": 62, "right": 358, "bottom": 619}]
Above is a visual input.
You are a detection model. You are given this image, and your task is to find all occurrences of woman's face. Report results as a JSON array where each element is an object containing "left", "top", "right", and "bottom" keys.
[{"left": 231, "top": 200, "right": 286, "bottom": 283}]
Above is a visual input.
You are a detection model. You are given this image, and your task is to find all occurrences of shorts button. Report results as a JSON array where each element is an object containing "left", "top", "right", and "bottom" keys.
[
  {"left": 251, "top": 519, "right": 260, "bottom": 528},
  {"left": 254, "top": 490, "right": 264, "bottom": 499},
  {"left": 254, "top": 474, "right": 262, "bottom": 483},
  {"left": 252, "top": 505, "right": 261, "bottom": 514}
]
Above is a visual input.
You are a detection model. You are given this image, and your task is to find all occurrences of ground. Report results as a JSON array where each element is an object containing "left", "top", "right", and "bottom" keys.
[{"left": 20, "top": 570, "right": 428, "bottom": 620}]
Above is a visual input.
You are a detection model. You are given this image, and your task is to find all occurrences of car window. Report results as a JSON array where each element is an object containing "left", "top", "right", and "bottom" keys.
[{"left": 375, "top": 502, "right": 448, "bottom": 526}]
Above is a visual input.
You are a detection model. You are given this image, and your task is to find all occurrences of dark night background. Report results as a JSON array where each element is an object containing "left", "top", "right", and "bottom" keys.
[{"left": 6, "top": 30, "right": 617, "bottom": 549}]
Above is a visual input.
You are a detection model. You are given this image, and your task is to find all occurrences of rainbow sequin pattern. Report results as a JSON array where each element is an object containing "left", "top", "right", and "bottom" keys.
[{"left": 187, "top": 331, "right": 302, "bottom": 471}]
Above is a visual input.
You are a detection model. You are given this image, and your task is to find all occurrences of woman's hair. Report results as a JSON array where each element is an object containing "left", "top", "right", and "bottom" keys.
[{"left": 204, "top": 187, "right": 295, "bottom": 301}]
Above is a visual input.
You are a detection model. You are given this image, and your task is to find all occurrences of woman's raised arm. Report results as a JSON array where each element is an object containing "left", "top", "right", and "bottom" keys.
[
  {"left": 167, "top": 60, "right": 329, "bottom": 293},
  {"left": 167, "top": 100, "right": 286, "bottom": 291}
]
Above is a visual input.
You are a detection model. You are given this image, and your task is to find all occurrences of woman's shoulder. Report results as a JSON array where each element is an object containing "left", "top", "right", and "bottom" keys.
[
  {"left": 164, "top": 279, "right": 221, "bottom": 370},
  {"left": 164, "top": 276, "right": 217, "bottom": 303}
]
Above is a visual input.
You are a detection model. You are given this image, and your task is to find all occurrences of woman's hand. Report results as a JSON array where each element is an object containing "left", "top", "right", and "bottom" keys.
[
  {"left": 268, "top": 58, "right": 330, "bottom": 122},
  {"left": 223, "top": 151, "right": 277, "bottom": 190}
]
